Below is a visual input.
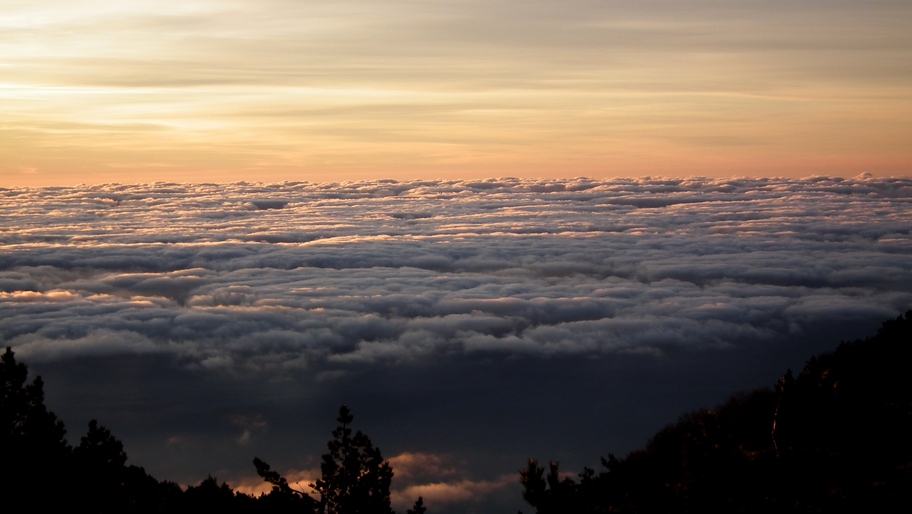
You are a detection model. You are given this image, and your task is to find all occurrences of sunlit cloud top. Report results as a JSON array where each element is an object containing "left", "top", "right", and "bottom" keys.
[
  {"left": 2, "top": 1, "right": 911, "bottom": 185},
  {"left": 3, "top": 176, "right": 911, "bottom": 368}
]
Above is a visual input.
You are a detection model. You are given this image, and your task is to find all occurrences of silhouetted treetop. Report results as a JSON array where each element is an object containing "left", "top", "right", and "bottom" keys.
[
  {"left": 255, "top": 405, "right": 407, "bottom": 514},
  {"left": 1, "top": 347, "right": 71, "bottom": 508},
  {"left": 1, "top": 346, "right": 67, "bottom": 451},
  {"left": 406, "top": 497, "right": 426, "bottom": 514},
  {"left": 314, "top": 405, "right": 394, "bottom": 514}
]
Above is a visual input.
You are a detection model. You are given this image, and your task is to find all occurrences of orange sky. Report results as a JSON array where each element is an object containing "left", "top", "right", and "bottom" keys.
[{"left": 2, "top": 1, "right": 911, "bottom": 186}]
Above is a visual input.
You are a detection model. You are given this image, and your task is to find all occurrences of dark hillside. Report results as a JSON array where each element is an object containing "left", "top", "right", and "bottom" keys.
[{"left": 521, "top": 311, "right": 912, "bottom": 514}]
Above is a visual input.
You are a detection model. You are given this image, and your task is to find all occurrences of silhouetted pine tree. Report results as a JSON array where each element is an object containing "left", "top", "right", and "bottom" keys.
[
  {"left": 253, "top": 456, "right": 320, "bottom": 512},
  {"left": 73, "top": 419, "right": 131, "bottom": 511},
  {"left": 1, "top": 347, "right": 72, "bottom": 508},
  {"left": 1, "top": 347, "right": 188, "bottom": 512},
  {"left": 313, "top": 405, "right": 394, "bottom": 514},
  {"left": 255, "top": 405, "right": 406, "bottom": 514},
  {"left": 406, "top": 497, "right": 426, "bottom": 514}
]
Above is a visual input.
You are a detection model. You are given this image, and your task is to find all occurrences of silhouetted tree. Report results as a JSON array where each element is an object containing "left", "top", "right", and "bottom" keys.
[
  {"left": 2, "top": 347, "right": 188, "bottom": 512},
  {"left": 255, "top": 405, "right": 398, "bottom": 514},
  {"left": 313, "top": 405, "right": 394, "bottom": 514},
  {"left": 254, "top": 457, "right": 305, "bottom": 497},
  {"left": 73, "top": 419, "right": 130, "bottom": 511},
  {"left": 183, "top": 475, "right": 259, "bottom": 513},
  {"left": 1, "top": 346, "right": 71, "bottom": 508},
  {"left": 519, "top": 459, "right": 582, "bottom": 514},
  {"left": 252, "top": 456, "right": 319, "bottom": 513},
  {"left": 406, "top": 497, "right": 426, "bottom": 514}
]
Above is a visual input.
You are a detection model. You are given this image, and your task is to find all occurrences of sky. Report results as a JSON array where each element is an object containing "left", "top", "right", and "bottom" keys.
[
  {"left": 3, "top": 176, "right": 912, "bottom": 513},
  {"left": 2, "top": 0, "right": 912, "bottom": 186}
]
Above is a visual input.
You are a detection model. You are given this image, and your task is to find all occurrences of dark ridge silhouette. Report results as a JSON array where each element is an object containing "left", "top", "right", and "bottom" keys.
[{"left": 520, "top": 310, "right": 912, "bottom": 514}]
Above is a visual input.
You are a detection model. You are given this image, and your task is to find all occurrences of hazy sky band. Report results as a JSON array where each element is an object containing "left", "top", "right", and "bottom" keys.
[{"left": 3, "top": 1, "right": 911, "bottom": 184}]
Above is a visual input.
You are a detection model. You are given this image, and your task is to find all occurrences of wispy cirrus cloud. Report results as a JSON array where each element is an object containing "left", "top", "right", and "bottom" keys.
[{"left": 3, "top": 2, "right": 911, "bottom": 183}]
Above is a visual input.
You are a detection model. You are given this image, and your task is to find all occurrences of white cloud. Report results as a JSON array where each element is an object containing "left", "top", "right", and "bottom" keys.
[{"left": 1, "top": 177, "right": 910, "bottom": 369}]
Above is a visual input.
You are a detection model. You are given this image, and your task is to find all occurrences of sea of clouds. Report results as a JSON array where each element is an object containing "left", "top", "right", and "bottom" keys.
[
  {"left": 3, "top": 175, "right": 910, "bottom": 368},
  {"left": 2, "top": 175, "right": 911, "bottom": 513}
]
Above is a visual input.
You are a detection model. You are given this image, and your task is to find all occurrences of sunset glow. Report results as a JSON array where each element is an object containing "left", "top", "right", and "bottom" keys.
[
  {"left": 3, "top": 1, "right": 911, "bottom": 185},
  {"left": 3, "top": 3, "right": 912, "bottom": 512}
]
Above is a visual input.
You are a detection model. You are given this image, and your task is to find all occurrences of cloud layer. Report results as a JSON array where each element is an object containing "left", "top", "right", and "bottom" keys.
[{"left": 2, "top": 176, "right": 910, "bottom": 369}]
